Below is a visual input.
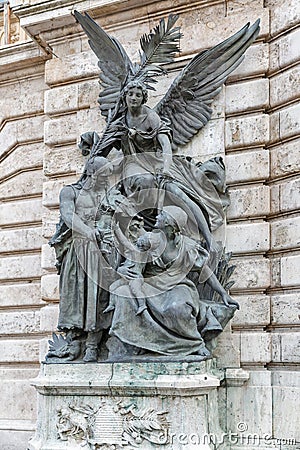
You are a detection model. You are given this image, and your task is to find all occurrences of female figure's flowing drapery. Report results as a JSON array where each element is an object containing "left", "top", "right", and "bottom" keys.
[{"left": 109, "top": 233, "right": 235, "bottom": 356}]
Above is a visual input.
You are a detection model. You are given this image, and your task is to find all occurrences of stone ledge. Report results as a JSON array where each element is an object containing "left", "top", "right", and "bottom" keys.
[
  {"left": 33, "top": 360, "right": 220, "bottom": 397},
  {"left": 0, "top": 41, "right": 49, "bottom": 77},
  {"left": 225, "top": 149, "right": 269, "bottom": 184},
  {"left": 225, "top": 368, "right": 250, "bottom": 387}
]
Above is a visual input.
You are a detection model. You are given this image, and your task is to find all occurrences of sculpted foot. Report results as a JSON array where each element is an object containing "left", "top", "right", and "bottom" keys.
[
  {"left": 83, "top": 347, "right": 98, "bottom": 362},
  {"left": 196, "top": 345, "right": 211, "bottom": 358}
]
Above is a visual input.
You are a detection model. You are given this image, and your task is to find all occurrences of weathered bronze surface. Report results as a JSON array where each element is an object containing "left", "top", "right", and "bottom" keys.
[{"left": 46, "top": 12, "right": 260, "bottom": 363}]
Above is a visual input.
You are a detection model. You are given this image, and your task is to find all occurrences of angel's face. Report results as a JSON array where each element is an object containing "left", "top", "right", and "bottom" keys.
[{"left": 126, "top": 87, "right": 144, "bottom": 109}]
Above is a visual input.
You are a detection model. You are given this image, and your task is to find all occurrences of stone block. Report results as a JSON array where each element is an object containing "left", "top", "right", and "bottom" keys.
[
  {"left": 0, "top": 311, "right": 40, "bottom": 335},
  {"left": 0, "top": 169, "right": 43, "bottom": 201},
  {"left": 44, "top": 114, "right": 78, "bottom": 146},
  {"left": 272, "top": 370, "right": 300, "bottom": 442},
  {"left": 271, "top": 293, "right": 300, "bottom": 325},
  {"left": 44, "top": 84, "right": 78, "bottom": 115},
  {"left": 231, "top": 257, "right": 270, "bottom": 291},
  {"left": 180, "top": 3, "right": 268, "bottom": 55},
  {"left": 0, "top": 227, "right": 43, "bottom": 254},
  {"left": 270, "top": 65, "right": 300, "bottom": 109},
  {"left": 270, "top": 28, "right": 300, "bottom": 72},
  {"left": 225, "top": 149, "right": 269, "bottom": 184},
  {"left": 271, "top": 216, "right": 300, "bottom": 251},
  {"left": 0, "top": 75, "right": 46, "bottom": 126},
  {"left": 279, "top": 103, "right": 300, "bottom": 141},
  {"left": 280, "top": 178, "right": 300, "bottom": 212},
  {"left": 41, "top": 273, "right": 59, "bottom": 301},
  {"left": 273, "top": 386, "right": 300, "bottom": 442},
  {"left": 0, "top": 283, "right": 42, "bottom": 308},
  {"left": 272, "top": 332, "right": 300, "bottom": 363},
  {"left": 241, "top": 332, "right": 271, "bottom": 363},
  {"left": 0, "top": 429, "right": 35, "bottom": 450},
  {"left": 281, "top": 333, "right": 300, "bottom": 363},
  {"left": 44, "top": 79, "right": 99, "bottom": 116},
  {"left": 281, "top": 255, "right": 300, "bottom": 287},
  {"left": 228, "top": 43, "right": 269, "bottom": 81},
  {"left": 0, "top": 116, "right": 44, "bottom": 160},
  {"left": 227, "top": 371, "right": 272, "bottom": 436},
  {"left": 44, "top": 108, "right": 103, "bottom": 147},
  {"left": 231, "top": 295, "right": 270, "bottom": 328},
  {"left": 227, "top": 185, "right": 270, "bottom": 220},
  {"left": 0, "top": 339, "right": 40, "bottom": 363},
  {"left": 41, "top": 243, "right": 56, "bottom": 271},
  {"left": 0, "top": 199, "right": 42, "bottom": 227},
  {"left": 40, "top": 304, "right": 59, "bottom": 332},
  {"left": 269, "top": 0, "right": 300, "bottom": 37},
  {"left": 42, "top": 208, "right": 60, "bottom": 240},
  {"left": 270, "top": 139, "right": 300, "bottom": 178},
  {"left": 0, "top": 143, "right": 44, "bottom": 183},
  {"left": 43, "top": 145, "right": 86, "bottom": 177},
  {"left": 225, "top": 78, "right": 269, "bottom": 115},
  {"left": 0, "top": 254, "right": 41, "bottom": 282},
  {"left": 213, "top": 328, "right": 241, "bottom": 368},
  {"left": 187, "top": 118, "right": 225, "bottom": 161},
  {"left": 270, "top": 184, "right": 280, "bottom": 214},
  {"left": 45, "top": 51, "right": 98, "bottom": 86},
  {"left": 225, "top": 114, "right": 269, "bottom": 150},
  {"left": 78, "top": 79, "right": 100, "bottom": 109},
  {"left": 269, "top": 110, "right": 280, "bottom": 143},
  {"left": 42, "top": 176, "right": 77, "bottom": 208},
  {"left": 226, "top": 223, "right": 270, "bottom": 254},
  {"left": 77, "top": 107, "right": 104, "bottom": 138},
  {"left": 0, "top": 366, "right": 39, "bottom": 422},
  {"left": 270, "top": 257, "right": 281, "bottom": 289}
]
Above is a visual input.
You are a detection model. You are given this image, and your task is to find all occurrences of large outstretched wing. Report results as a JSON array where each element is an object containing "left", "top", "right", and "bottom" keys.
[
  {"left": 74, "top": 11, "right": 133, "bottom": 119},
  {"left": 155, "top": 20, "right": 260, "bottom": 148}
]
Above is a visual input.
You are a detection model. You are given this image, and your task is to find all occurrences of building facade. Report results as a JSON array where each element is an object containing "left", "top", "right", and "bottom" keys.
[{"left": 0, "top": 0, "right": 299, "bottom": 448}]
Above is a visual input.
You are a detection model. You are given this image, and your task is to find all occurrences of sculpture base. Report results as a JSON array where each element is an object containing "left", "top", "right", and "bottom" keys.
[{"left": 28, "top": 360, "right": 226, "bottom": 450}]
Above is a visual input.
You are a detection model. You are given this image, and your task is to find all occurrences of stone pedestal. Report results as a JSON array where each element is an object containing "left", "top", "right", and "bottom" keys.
[{"left": 28, "top": 360, "right": 226, "bottom": 450}]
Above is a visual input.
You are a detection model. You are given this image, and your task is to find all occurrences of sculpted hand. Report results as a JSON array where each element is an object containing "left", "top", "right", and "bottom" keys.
[
  {"left": 86, "top": 228, "right": 101, "bottom": 243},
  {"left": 207, "top": 238, "right": 220, "bottom": 255},
  {"left": 118, "top": 265, "right": 140, "bottom": 280},
  {"left": 221, "top": 292, "right": 240, "bottom": 310}
]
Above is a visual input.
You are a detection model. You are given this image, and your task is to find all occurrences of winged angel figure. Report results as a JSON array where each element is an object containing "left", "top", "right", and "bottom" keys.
[
  {"left": 48, "top": 12, "right": 260, "bottom": 362},
  {"left": 74, "top": 11, "right": 259, "bottom": 240}
]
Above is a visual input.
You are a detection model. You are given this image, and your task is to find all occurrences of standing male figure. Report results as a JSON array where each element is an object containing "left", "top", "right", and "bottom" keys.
[{"left": 49, "top": 156, "right": 115, "bottom": 362}]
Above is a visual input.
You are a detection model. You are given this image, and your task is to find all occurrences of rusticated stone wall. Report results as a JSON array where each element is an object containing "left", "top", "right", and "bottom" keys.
[{"left": 0, "top": 0, "right": 299, "bottom": 449}]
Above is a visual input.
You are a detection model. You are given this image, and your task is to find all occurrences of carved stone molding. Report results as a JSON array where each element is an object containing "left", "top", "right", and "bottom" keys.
[{"left": 56, "top": 400, "right": 169, "bottom": 449}]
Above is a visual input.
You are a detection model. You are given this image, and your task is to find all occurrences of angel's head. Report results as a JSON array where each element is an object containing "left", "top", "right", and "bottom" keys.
[{"left": 123, "top": 81, "right": 148, "bottom": 107}]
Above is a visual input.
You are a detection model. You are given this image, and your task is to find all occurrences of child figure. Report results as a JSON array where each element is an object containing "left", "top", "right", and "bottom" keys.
[{"left": 104, "top": 225, "right": 160, "bottom": 316}]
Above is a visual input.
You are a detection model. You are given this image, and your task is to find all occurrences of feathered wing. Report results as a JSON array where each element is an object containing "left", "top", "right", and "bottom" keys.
[
  {"left": 155, "top": 20, "right": 260, "bottom": 148},
  {"left": 74, "top": 11, "right": 133, "bottom": 119},
  {"left": 133, "top": 14, "right": 182, "bottom": 89}
]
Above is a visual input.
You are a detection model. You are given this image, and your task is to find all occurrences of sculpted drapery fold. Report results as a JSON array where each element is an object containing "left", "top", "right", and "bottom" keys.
[{"left": 46, "top": 12, "right": 260, "bottom": 363}]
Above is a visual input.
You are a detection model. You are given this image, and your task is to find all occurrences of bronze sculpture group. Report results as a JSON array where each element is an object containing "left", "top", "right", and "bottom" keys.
[{"left": 46, "top": 12, "right": 260, "bottom": 363}]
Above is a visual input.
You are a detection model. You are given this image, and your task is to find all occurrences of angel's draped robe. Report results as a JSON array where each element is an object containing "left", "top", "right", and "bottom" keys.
[{"left": 118, "top": 105, "right": 229, "bottom": 232}]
